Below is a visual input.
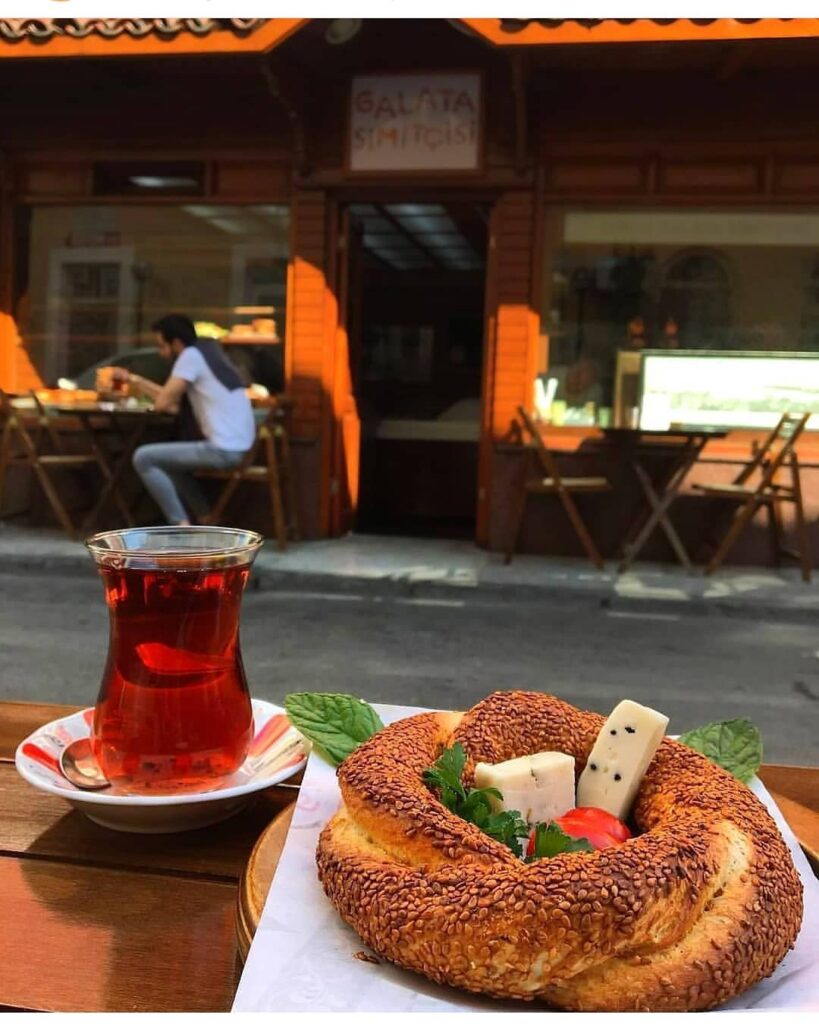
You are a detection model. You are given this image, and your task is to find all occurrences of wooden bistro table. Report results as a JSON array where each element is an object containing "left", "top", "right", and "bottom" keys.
[
  {"left": 603, "top": 426, "right": 728, "bottom": 573},
  {"left": 47, "top": 402, "right": 174, "bottom": 533},
  {"left": 1, "top": 700, "right": 817, "bottom": 1012}
]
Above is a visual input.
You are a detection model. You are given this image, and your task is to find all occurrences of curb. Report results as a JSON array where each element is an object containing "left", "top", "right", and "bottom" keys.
[
  {"left": 249, "top": 565, "right": 819, "bottom": 624},
  {"left": 2, "top": 551, "right": 817, "bottom": 625}
]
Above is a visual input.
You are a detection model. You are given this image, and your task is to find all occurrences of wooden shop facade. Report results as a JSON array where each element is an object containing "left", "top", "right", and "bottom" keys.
[{"left": 4, "top": 17, "right": 819, "bottom": 565}]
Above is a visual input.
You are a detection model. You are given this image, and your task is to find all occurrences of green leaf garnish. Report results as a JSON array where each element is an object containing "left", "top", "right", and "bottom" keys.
[
  {"left": 482, "top": 809, "right": 532, "bottom": 854},
  {"left": 284, "top": 692, "right": 384, "bottom": 766},
  {"left": 679, "top": 718, "right": 762, "bottom": 783},
  {"left": 424, "top": 742, "right": 539, "bottom": 857},
  {"left": 526, "top": 821, "right": 594, "bottom": 861},
  {"left": 422, "top": 742, "right": 468, "bottom": 812}
]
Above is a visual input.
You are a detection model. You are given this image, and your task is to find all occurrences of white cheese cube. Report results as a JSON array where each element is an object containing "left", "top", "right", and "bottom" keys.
[
  {"left": 473, "top": 751, "right": 575, "bottom": 824},
  {"left": 576, "top": 699, "right": 669, "bottom": 819}
]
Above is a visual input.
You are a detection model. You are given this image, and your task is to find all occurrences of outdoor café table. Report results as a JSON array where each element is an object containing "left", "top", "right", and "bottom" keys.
[
  {"left": 1, "top": 700, "right": 817, "bottom": 1011},
  {"left": 603, "top": 426, "right": 727, "bottom": 573},
  {"left": 48, "top": 402, "right": 174, "bottom": 533}
]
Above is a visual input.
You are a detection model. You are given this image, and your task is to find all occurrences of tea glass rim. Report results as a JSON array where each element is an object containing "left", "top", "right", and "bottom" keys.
[{"left": 85, "top": 525, "right": 264, "bottom": 564}]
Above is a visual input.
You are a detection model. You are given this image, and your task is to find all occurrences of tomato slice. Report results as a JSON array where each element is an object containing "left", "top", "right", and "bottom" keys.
[
  {"left": 555, "top": 816, "right": 620, "bottom": 851},
  {"left": 558, "top": 806, "right": 632, "bottom": 842}
]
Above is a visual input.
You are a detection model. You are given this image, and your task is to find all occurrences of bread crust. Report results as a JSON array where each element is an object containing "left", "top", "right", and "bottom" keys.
[{"left": 316, "top": 691, "right": 803, "bottom": 1010}]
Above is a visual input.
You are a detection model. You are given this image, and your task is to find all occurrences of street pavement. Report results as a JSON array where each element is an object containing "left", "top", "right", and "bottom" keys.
[{"left": 1, "top": 570, "right": 817, "bottom": 766}]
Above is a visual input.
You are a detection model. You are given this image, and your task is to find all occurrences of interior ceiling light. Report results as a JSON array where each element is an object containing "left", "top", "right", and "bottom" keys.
[
  {"left": 130, "top": 176, "right": 198, "bottom": 188},
  {"left": 325, "top": 19, "right": 361, "bottom": 45},
  {"left": 208, "top": 218, "right": 255, "bottom": 235}
]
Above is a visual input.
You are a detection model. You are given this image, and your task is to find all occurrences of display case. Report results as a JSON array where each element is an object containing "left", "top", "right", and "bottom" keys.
[{"left": 638, "top": 350, "right": 819, "bottom": 431}]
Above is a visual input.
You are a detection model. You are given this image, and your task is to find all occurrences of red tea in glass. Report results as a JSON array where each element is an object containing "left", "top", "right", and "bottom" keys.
[{"left": 86, "top": 527, "right": 262, "bottom": 792}]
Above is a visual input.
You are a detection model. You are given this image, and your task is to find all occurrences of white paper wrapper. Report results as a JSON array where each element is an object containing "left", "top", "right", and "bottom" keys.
[{"left": 233, "top": 705, "right": 819, "bottom": 1012}]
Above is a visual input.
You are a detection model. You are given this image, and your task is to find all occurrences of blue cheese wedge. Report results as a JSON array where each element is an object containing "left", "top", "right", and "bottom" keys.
[
  {"left": 576, "top": 699, "right": 669, "bottom": 819},
  {"left": 473, "top": 751, "right": 575, "bottom": 824}
]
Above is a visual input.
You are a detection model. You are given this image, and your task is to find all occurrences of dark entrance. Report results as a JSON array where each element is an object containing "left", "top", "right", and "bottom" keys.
[{"left": 346, "top": 201, "right": 488, "bottom": 538}]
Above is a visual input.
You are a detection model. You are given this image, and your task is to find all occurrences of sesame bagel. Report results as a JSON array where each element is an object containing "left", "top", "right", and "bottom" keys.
[{"left": 316, "top": 691, "right": 803, "bottom": 1011}]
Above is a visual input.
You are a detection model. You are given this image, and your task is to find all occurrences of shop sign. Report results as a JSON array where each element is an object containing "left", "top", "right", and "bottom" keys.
[{"left": 349, "top": 73, "right": 481, "bottom": 173}]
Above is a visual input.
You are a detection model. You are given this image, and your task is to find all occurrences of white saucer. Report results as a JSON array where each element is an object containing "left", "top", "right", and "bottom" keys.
[{"left": 15, "top": 699, "right": 308, "bottom": 833}]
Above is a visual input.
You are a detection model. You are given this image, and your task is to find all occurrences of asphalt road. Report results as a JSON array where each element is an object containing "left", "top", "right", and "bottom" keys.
[{"left": 1, "top": 571, "right": 817, "bottom": 765}]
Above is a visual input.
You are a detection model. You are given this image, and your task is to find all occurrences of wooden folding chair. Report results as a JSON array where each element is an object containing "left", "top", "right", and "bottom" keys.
[
  {"left": 505, "top": 406, "right": 611, "bottom": 568},
  {"left": 199, "top": 397, "right": 299, "bottom": 551},
  {"left": 693, "top": 412, "right": 812, "bottom": 580},
  {"left": 0, "top": 390, "right": 100, "bottom": 539}
]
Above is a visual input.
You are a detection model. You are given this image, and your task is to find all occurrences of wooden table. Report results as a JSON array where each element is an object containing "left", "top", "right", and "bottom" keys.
[
  {"left": 0, "top": 701, "right": 296, "bottom": 1012},
  {"left": 48, "top": 403, "right": 174, "bottom": 532},
  {"left": 1, "top": 701, "right": 816, "bottom": 1011},
  {"left": 604, "top": 427, "right": 727, "bottom": 572}
]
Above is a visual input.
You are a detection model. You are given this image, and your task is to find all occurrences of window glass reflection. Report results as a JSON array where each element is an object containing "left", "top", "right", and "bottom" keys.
[
  {"left": 540, "top": 209, "right": 819, "bottom": 425},
  {"left": 15, "top": 204, "right": 289, "bottom": 394}
]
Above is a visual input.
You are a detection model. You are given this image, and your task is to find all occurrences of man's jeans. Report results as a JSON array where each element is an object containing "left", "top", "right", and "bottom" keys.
[{"left": 132, "top": 441, "right": 246, "bottom": 525}]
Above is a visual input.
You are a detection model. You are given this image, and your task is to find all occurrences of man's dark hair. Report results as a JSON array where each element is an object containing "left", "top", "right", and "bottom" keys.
[{"left": 151, "top": 314, "right": 197, "bottom": 347}]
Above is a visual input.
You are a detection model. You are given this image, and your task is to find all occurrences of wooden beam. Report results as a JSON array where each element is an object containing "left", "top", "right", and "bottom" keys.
[
  {"left": 258, "top": 58, "right": 309, "bottom": 178},
  {"left": 510, "top": 53, "right": 529, "bottom": 176},
  {"left": 461, "top": 18, "right": 819, "bottom": 47},
  {"left": 0, "top": 150, "right": 14, "bottom": 389}
]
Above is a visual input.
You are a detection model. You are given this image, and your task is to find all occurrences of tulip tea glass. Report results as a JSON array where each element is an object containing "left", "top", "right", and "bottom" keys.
[{"left": 86, "top": 527, "right": 263, "bottom": 792}]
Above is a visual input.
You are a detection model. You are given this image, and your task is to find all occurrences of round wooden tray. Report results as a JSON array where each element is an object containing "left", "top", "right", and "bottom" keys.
[{"left": 236, "top": 802, "right": 295, "bottom": 962}]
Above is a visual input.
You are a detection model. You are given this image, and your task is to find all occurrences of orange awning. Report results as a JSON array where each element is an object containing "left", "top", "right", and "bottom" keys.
[
  {"left": 0, "top": 18, "right": 306, "bottom": 58},
  {"left": 461, "top": 18, "right": 819, "bottom": 46}
]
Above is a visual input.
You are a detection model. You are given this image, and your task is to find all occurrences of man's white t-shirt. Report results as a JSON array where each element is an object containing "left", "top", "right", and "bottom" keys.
[{"left": 171, "top": 346, "right": 255, "bottom": 451}]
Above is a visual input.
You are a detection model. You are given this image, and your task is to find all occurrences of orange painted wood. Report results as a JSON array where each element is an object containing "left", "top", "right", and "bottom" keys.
[
  {"left": 775, "top": 162, "right": 819, "bottom": 192},
  {"left": 660, "top": 161, "right": 761, "bottom": 193},
  {"left": 478, "top": 190, "right": 538, "bottom": 543},
  {"left": 287, "top": 191, "right": 329, "bottom": 444},
  {"left": 214, "top": 162, "right": 291, "bottom": 199},
  {"left": 16, "top": 163, "right": 91, "bottom": 198},
  {"left": 548, "top": 162, "right": 645, "bottom": 192},
  {"left": 327, "top": 206, "right": 362, "bottom": 537},
  {"left": 462, "top": 18, "right": 819, "bottom": 47},
  {"left": 0, "top": 19, "right": 307, "bottom": 60}
]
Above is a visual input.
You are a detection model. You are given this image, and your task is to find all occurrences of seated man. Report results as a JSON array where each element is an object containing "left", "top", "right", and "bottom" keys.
[{"left": 116, "top": 314, "right": 255, "bottom": 525}]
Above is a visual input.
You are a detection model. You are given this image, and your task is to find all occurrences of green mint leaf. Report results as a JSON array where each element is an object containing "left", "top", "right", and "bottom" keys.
[
  {"left": 679, "top": 718, "right": 762, "bottom": 783},
  {"left": 284, "top": 692, "right": 384, "bottom": 767},
  {"left": 527, "top": 821, "right": 594, "bottom": 861}
]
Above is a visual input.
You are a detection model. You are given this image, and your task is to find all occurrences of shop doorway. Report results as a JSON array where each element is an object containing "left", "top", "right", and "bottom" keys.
[{"left": 334, "top": 200, "right": 489, "bottom": 538}]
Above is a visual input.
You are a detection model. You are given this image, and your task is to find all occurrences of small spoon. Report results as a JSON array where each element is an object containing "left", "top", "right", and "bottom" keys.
[{"left": 60, "top": 738, "right": 111, "bottom": 791}]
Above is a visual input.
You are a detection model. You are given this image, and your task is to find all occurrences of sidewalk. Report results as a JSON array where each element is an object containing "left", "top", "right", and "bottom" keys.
[{"left": 1, "top": 522, "right": 817, "bottom": 622}]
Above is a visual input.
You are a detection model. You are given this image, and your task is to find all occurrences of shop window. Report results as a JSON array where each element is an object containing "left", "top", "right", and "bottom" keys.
[
  {"left": 14, "top": 203, "right": 289, "bottom": 393},
  {"left": 538, "top": 209, "right": 819, "bottom": 426}
]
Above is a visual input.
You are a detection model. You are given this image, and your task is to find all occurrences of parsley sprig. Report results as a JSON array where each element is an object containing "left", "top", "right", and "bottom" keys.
[
  {"left": 423, "top": 742, "right": 591, "bottom": 861},
  {"left": 527, "top": 821, "right": 594, "bottom": 859}
]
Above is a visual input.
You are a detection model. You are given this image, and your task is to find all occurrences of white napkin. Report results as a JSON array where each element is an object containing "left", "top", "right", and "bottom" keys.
[{"left": 233, "top": 705, "right": 819, "bottom": 1013}]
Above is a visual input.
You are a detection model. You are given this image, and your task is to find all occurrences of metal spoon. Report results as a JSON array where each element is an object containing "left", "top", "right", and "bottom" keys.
[{"left": 60, "top": 738, "right": 111, "bottom": 791}]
